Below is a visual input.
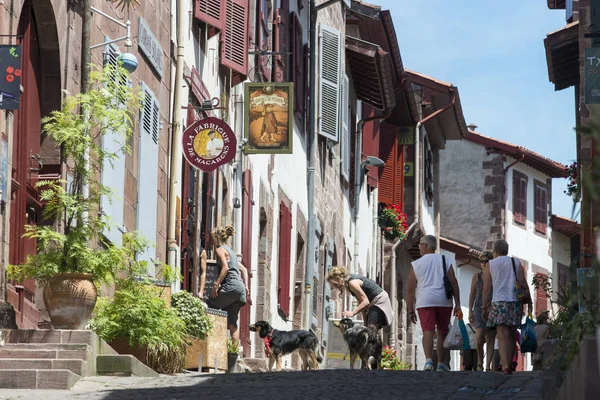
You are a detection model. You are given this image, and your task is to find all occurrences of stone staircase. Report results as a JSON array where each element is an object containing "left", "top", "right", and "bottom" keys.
[{"left": 0, "top": 329, "right": 157, "bottom": 390}]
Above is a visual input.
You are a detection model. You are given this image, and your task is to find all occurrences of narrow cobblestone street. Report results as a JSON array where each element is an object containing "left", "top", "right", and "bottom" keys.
[{"left": 0, "top": 370, "right": 542, "bottom": 400}]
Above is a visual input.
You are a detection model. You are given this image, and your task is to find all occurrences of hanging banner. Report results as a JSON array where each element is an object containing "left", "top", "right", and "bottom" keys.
[
  {"left": 182, "top": 117, "right": 237, "bottom": 172},
  {"left": 244, "top": 82, "right": 293, "bottom": 154},
  {"left": 584, "top": 47, "right": 600, "bottom": 104},
  {"left": 0, "top": 45, "right": 22, "bottom": 110}
]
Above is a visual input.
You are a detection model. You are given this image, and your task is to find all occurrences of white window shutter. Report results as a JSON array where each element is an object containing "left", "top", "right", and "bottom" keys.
[
  {"left": 137, "top": 82, "right": 160, "bottom": 268},
  {"left": 100, "top": 43, "right": 126, "bottom": 246},
  {"left": 318, "top": 24, "right": 342, "bottom": 141},
  {"left": 341, "top": 73, "right": 350, "bottom": 180}
]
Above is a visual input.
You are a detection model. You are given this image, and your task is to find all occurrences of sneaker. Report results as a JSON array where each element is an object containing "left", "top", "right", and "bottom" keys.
[
  {"left": 423, "top": 361, "right": 433, "bottom": 371},
  {"left": 437, "top": 363, "right": 450, "bottom": 372}
]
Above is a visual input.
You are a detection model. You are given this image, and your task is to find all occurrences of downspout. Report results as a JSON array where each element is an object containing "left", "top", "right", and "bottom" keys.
[
  {"left": 304, "top": 0, "right": 344, "bottom": 331},
  {"left": 233, "top": 86, "right": 243, "bottom": 255},
  {"left": 167, "top": 0, "right": 186, "bottom": 279},
  {"left": 503, "top": 153, "right": 525, "bottom": 242},
  {"left": 390, "top": 89, "right": 456, "bottom": 349},
  {"left": 354, "top": 109, "right": 391, "bottom": 274}
]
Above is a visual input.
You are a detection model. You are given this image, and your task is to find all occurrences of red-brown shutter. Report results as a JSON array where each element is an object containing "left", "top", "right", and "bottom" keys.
[
  {"left": 535, "top": 184, "right": 548, "bottom": 234},
  {"left": 274, "top": 0, "right": 290, "bottom": 82},
  {"left": 240, "top": 170, "right": 253, "bottom": 356},
  {"left": 278, "top": 202, "right": 292, "bottom": 318},
  {"left": 292, "top": 13, "right": 304, "bottom": 114},
  {"left": 362, "top": 104, "right": 380, "bottom": 188},
  {"left": 195, "top": 0, "right": 223, "bottom": 29},
  {"left": 520, "top": 177, "right": 527, "bottom": 222},
  {"left": 535, "top": 273, "right": 548, "bottom": 315},
  {"left": 513, "top": 173, "right": 526, "bottom": 224},
  {"left": 221, "top": 0, "right": 249, "bottom": 76},
  {"left": 378, "top": 124, "right": 398, "bottom": 205},
  {"left": 395, "top": 144, "right": 405, "bottom": 206}
]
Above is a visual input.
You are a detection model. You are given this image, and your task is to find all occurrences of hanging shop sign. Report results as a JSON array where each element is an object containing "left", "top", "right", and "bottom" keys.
[
  {"left": 397, "top": 127, "right": 414, "bottom": 145},
  {"left": 244, "top": 82, "right": 293, "bottom": 154},
  {"left": 138, "top": 17, "right": 164, "bottom": 78},
  {"left": 584, "top": 47, "right": 600, "bottom": 104},
  {"left": 182, "top": 117, "right": 237, "bottom": 172},
  {"left": 0, "top": 45, "right": 22, "bottom": 110}
]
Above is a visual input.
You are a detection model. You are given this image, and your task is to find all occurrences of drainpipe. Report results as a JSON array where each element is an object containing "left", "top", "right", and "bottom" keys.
[
  {"left": 354, "top": 110, "right": 391, "bottom": 275},
  {"left": 304, "top": 0, "right": 345, "bottom": 332},
  {"left": 502, "top": 153, "right": 525, "bottom": 242},
  {"left": 390, "top": 90, "right": 456, "bottom": 348},
  {"left": 167, "top": 0, "right": 186, "bottom": 281},
  {"left": 233, "top": 86, "right": 243, "bottom": 255}
]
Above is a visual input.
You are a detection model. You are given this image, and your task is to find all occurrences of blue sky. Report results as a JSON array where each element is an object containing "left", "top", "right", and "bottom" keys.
[{"left": 376, "top": 0, "right": 578, "bottom": 220}]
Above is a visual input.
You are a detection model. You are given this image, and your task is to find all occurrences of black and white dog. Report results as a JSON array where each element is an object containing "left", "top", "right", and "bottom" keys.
[
  {"left": 249, "top": 321, "right": 323, "bottom": 371},
  {"left": 333, "top": 318, "right": 382, "bottom": 370}
]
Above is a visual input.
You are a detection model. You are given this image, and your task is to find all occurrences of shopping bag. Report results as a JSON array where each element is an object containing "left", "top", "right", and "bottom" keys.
[
  {"left": 520, "top": 312, "right": 537, "bottom": 354},
  {"left": 444, "top": 318, "right": 463, "bottom": 350},
  {"left": 457, "top": 312, "right": 471, "bottom": 350}
]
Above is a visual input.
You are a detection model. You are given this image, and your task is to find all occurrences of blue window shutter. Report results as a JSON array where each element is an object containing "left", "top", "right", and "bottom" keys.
[
  {"left": 137, "top": 82, "right": 160, "bottom": 267},
  {"left": 100, "top": 43, "right": 126, "bottom": 246},
  {"left": 318, "top": 24, "right": 342, "bottom": 141}
]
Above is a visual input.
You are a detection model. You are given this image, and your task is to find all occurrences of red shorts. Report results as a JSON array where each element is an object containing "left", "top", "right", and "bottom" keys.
[{"left": 417, "top": 307, "right": 453, "bottom": 335}]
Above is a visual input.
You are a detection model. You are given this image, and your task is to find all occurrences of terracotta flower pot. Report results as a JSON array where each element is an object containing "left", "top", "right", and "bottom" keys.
[{"left": 43, "top": 273, "right": 97, "bottom": 329}]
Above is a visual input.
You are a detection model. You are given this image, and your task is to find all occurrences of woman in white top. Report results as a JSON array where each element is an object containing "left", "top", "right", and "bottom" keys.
[{"left": 482, "top": 240, "right": 532, "bottom": 375}]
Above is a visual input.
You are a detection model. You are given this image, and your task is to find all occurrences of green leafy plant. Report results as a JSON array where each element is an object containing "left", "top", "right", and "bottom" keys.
[
  {"left": 378, "top": 203, "right": 409, "bottom": 241},
  {"left": 564, "top": 162, "right": 578, "bottom": 198},
  {"left": 171, "top": 291, "right": 214, "bottom": 340},
  {"left": 89, "top": 276, "right": 187, "bottom": 374},
  {"left": 381, "top": 346, "right": 411, "bottom": 370},
  {"left": 227, "top": 337, "right": 240, "bottom": 354},
  {"left": 6, "top": 64, "right": 154, "bottom": 286}
]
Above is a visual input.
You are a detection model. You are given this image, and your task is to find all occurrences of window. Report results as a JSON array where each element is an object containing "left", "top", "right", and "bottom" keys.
[
  {"left": 318, "top": 24, "right": 341, "bottom": 141},
  {"left": 378, "top": 124, "right": 403, "bottom": 206},
  {"left": 278, "top": 201, "right": 292, "bottom": 319},
  {"left": 535, "top": 273, "right": 549, "bottom": 316},
  {"left": 557, "top": 263, "right": 569, "bottom": 294},
  {"left": 221, "top": 0, "right": 249, "bottom": 77},
  {"left": 137, "top": 82, "right": 160, "bottom": 269},
  {"left": 512, "top": 170, "right": 528, "bottom": 225},
  {"left": 273, "top": 0, "right": 288, "bottom": 82},
  {"left": 534, "top": 181, "right": 548, "bottom": 234}
]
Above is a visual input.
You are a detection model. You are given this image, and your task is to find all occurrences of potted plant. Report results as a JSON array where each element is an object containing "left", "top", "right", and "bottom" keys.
[
  {"left": 171, "top": 291, "right": 217, "bottom": 370},
  {"left": 378, "top": 203, "right": 409, "bottom": 242},
  {"left": 381, "top": 346, "right": 412, "bottom": 370},
  {"left": 6, "top": 64, "right": 147, "bottom": 329},
  {"left": 227, "top": 337, "right": 240, "bottom": 373}
]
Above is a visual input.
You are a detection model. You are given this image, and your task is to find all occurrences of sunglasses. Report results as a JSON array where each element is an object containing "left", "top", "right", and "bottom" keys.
[{"left": 480, "top": 259, "right": 489, "bottom": 263}]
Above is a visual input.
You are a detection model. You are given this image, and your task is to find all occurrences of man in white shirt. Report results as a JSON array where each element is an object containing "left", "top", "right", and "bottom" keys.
[
  {"left": 205, "top": 130, "right": 224, "bottom": 158},
  {"left": 407, "top": 235, "right": 461, "bottom": 372}
]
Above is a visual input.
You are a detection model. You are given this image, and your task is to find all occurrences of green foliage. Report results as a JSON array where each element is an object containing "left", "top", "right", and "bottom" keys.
[
  {"left": 381, "top": 346, "right": 412, "bottom": 370},
  {"left": 5, "top": 64, "right": 158, "bottom": 286},
  {"left": 171, "top": 291, "right": 214, "bottom": 340},
  {"left": 227, "top": 337, "right": 240, "bottom": 354},
  {"left": 89, "top": 278, "right": 188, "bottom": 374}
]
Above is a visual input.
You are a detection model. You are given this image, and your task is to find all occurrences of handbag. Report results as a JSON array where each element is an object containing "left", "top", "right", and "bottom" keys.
[
  {"left": 512, "top": 257, "right": 531, "bottom": 305},
  {"left": 442, "top": 255, "right": 454, "bottom": 300}
]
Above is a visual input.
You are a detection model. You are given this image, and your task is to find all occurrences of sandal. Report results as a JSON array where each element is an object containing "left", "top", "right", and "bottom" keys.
[{"left": 502, "top": 368, "right": 512, "bottom": 375}]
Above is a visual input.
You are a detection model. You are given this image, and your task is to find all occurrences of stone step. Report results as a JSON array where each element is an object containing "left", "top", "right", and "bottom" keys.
[
  {"left": 97, "top": 354, "right": 159, "bottom": 377},
  {"left": 0, "top": 358, "right": 88, "bottom": 377},
  {"left": 2, "top": 329, "right": 97, "bottom": 346},
  {"left": 0, "top": 344, "right": 91, "bottom": 361},
  {"left": 0, "top": 369, "right": 80, "bottom": 390}
]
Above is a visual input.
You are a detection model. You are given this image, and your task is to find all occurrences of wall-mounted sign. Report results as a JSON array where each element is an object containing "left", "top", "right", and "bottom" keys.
[
  {"left": 0, "top": 45, "right": 22, "bottom": 110},
  {"left": 182, "top": 117, "right": 237, "bottom": 172},
  {"left": 584, "top": 47, "right": 600, "bottom": 104},
  {"left": 404, "top": 162, "right": 414, "bottom": 177},
  {"left": 138, "top": 17, "right": 163, "bottom": 78},
  {"left": 397, "top": 127, "right": 414, "bottom": 145},
  {"left": 244, "top": 82, "right": 293, "bottom": 154}
]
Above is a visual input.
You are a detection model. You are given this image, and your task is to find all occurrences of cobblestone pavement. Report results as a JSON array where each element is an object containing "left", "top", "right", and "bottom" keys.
[{"left": 0, "top": 370, "right": 543, "bottom": 400}]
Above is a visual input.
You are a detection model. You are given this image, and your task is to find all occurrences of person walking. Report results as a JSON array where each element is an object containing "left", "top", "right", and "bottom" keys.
[
  {"left": 468, "top": 250, "right": 496, "bottom": 371},
  {"left": 326, "top": 266, "right": 393, "bottom": 332},
  {"left": 462, "top": 322, "right": 478, "bottom": 371},
  {"left": 205, "top": 226, "right": 250, "bottom": 348},
  {"left": 407, "top": 235, "right": 461, "bottom": 372},
  {"left": 482, "top": 240, "right": 532, "bottom": 375}
]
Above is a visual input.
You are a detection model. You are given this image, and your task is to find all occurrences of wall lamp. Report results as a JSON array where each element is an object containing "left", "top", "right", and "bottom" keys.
[
  {"left": 89, "top": 7, "right": 138, "bottom": 73},
  {"left": 360, "top": 156, "right": 385, "bottom": 186}
]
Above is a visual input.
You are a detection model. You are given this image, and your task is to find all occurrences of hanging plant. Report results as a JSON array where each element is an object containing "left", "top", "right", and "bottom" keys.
[
  {"left": 564, "top": 161, "right": 578, "bottom": 198},
  {"left": 378, "top": 203, "right": 409, "bottom": 242}
]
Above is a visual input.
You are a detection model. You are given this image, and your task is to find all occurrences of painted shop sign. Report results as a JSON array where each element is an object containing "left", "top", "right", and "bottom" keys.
[
  {"left": 584, "top": 48, "right": 600, "bottom": 104},
  {"left": 244, "top": 82, "right": 294, "bottom": 154},
  {"left": 0, "top": 45, "right": 22, "bottom": 110},
  {"left": 138, "top": 17, "right": 164, "bottom": 78},
  {"left": 182, "top": 117, "right": 237, "bottom": 172}
]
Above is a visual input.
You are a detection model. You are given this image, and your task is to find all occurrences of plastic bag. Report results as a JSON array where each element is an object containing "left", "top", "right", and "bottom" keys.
[
  {"left": 458, "top": 313, "right": 471, "bottom": 350},
  {"left": 520, "top": 312, "right": 537, "bottom": 354},
  {"left": 444, "top": 318, "right": 463, "bottom": 350}
]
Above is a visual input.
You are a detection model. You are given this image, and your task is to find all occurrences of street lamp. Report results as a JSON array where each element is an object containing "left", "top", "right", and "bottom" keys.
[{"left": 89, "top": 7, "right": 138, "bottom": 73}]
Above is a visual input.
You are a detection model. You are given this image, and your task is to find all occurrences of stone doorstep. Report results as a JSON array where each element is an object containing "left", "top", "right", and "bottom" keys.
[
  {"left": 0, "top": 358, "right": 88, "bottom": 377},
  {"left": 1, "top": 329, "right": 96, "bottom": 346},
  {"left": 0, "top": 346, "right": 91, "bottom": 361},
  {"left": 0, "top": 369, "right": 80, "bottom": 390}
]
